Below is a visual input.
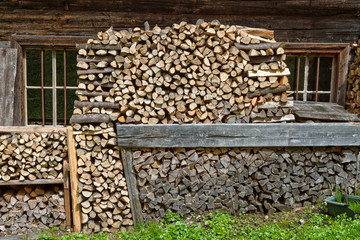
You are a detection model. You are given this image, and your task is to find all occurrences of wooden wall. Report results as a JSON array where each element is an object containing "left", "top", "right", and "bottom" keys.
[
  {"left": 0, "top": 49, "right": 17, "bottom": 126},
  {"left": 0, "top": 0, "right": 360, "bottom": 44}
]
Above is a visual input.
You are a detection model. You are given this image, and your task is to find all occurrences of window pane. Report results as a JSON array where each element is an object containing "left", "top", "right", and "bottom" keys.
[
  {"left": 57, "top": 89, "right": 65, "bottom": 125},
  {"left": 44, "top": 89, "right": 53, "bottom": 125},
  {"left": 308, "top": 93, "right": 330, "bottom": 102},
  {"left": 307, "top": 56, "right": 316, "bottom": 92},
  {"left": 66, "top": 89, "right": 76, "bottom": 119},
  {"left": 319, "top": 57, "right": 332, "bottom": 91},
  {"left": 44, "top": 50, "right": 53, "bottom": 87},
  {"left": 56, "top": 50, "right": 65, "bottom": 86},
  {"left": 56, "top": 89, "right": 76, "bottom": 125},
  {"left": 26, "top": 49, "right": 41, "bottom": 87},
  {"left": 27, "top": 89, "right": 42, "bottom": 125},
  {"left": 66, "top": 50, "right": 78, "bottom": 86},
  {"left": 318, "top": 93, "right": 330, "bottom": 102},
  {"left": 297, "top": 57, "right": 305, "bottom": 92}
]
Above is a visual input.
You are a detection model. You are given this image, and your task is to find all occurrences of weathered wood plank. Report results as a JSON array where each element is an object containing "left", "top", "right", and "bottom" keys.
[
  {"left": 0, "top": 48, "right": 17, "bottom": 126},
  {"left": 116, "top": 123, "right": 360, "bottom": 147},
  {"left": 67, "top": 126, "right": 81, "bottom": 233},
  {"left": 120, "top": 148, "right": 144, "bottom": 224},
  {"left": 63, "top": 157, "right": 72, "bottom": 230},
  {"left": 292, "top": 101, "right": 360, "bottom": 122},
  {"left": 0, "top": 179, "right": 64, "bottom": 186}
]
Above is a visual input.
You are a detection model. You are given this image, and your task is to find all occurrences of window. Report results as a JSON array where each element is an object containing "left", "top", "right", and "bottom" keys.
[
  {"left": 11, "top": 35, "right": 91, "bottom": 126},
  {"left": 284, "top": 43, "right": 350, "bottom": 105},
  {"left": 25, "top": 49, "right": 77, "bottom": 126}
]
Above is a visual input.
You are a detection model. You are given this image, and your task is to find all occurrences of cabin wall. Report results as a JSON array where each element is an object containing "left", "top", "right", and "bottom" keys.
[{"left": 0, "top": 0, "right": 360, "bottom": 44}]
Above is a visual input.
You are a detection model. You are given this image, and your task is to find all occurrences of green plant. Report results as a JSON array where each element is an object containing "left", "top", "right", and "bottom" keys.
[
  {"left": 349, "top": 200, "right": 360, "bottom": 214},
  {"left": 335, "top": 186, "right": 344, "bottom": 203},
  {"left": 356, "top": 189, "right": 360, "bottom": 197}
]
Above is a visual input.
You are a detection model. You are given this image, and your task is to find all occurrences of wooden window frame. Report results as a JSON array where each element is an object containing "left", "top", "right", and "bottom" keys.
[
  {"left": 10, "top": 35, "right": 93, "bottom": 126},
  {"left": 284, "top": 43, "right": 350, "bottom": 106}
]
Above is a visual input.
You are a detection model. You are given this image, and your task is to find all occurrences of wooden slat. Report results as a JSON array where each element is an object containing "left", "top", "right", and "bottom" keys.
[
  {"left": 67, "top": 126, "right": 81, "bottom": 233},
  {"left": 247, "top": 68, "right": 290, "bottom": 77},
  {"left": 0, "top": 48, "right": 17, "bottom": 126},
  {"left": 121, "top": 148, "right": 144, "bottom": 224},
  {"left": 116, "top": 123, "right": 360, "bottom": 147},
  {"left": 0, "top": 179, "right": 64, "bottom": 186},
  {"left": 0, "top": 126, "right": 67, "bottom": 133}
]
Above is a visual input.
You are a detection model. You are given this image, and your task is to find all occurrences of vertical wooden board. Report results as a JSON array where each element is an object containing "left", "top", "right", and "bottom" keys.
[
  {"left": 337, "top": 45, "right": 350, "bottom": 106},
  {"left": 67, "top": 126, "right": 81, "bottom": 232},
  {"left": 63, "top": 158, "right": 72, "bottom": 229},
  {"left": 11, "top": 40, "right": 25, "bottom": 126},
  {"left": 121, "top": 148, "right": 144, "bottom": 224},
  {"left": 0, "top": 48, "right": 17, "bottom": 126}
]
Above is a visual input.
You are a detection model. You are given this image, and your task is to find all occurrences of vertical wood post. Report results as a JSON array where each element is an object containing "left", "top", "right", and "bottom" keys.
[
  {"left": 121, "top": 148, "right": 144, "bottom": 224},
  {"left": 63, "top": 158, "right": 72, "bottom": 229},
  {"left": 67, "top": 126, "right": 81, "bottom": 232}
]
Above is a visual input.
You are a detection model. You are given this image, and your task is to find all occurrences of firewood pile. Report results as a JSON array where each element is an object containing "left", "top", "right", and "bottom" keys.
[
  {"left": 0, "top": 131, "right": 67, "bottom": 181},
  {"left": 0, "top": 186, "right": 66, "bottom": 236},
  {"left": 133, "top": 147, "right": 359, "bottom": 220},
  {"left": 72, "top": 122, "right": 132, "bottom": 233},
  {"left": 346, "top": 40, "right": 360, "bottom": 115},
  {"left": 73, "top": 20, "right": 294, "bottom": 125}
]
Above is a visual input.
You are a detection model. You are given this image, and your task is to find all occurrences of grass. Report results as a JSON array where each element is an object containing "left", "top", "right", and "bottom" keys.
[{"left": 34, "top": 209, "right": 360, "bottom": 240}]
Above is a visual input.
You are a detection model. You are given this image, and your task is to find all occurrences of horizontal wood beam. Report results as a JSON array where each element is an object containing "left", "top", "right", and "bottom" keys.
[
  {"left": 0, "top": 126, "right": 67, "bottom": 133},
  {"left": 12, "top": 35, "right": 93, "bottom": 48},
  {"left": 116, "top": 123, "right": 360, "bottom": 147},
  {"left": 0, "top": 179, "right": 64, "bottom": 186}
]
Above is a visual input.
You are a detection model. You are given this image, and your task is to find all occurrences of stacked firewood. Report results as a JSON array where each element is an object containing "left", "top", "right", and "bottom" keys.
[
  {"left": 73, "top": 20, "right": 294, "bottom": 125},
  {"left": 132, "top": 147, "right": 359, "bottom": 220},
  {"left": 72, "top": 122, "right": 132, "bottom": 233},
  {"left": 346, "top": 40, "right": 360, "bottom": 115},
  {"left": 0, "top": 186, "right": 66, "bottom": 236},
  {"left": 0, "top": 131, "right": 67, "bottom": 181}
]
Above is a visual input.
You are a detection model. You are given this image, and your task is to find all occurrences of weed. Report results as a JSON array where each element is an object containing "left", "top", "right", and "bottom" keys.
[{"left": 35, "top": 211, "right": 360, "bottom": 240}]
